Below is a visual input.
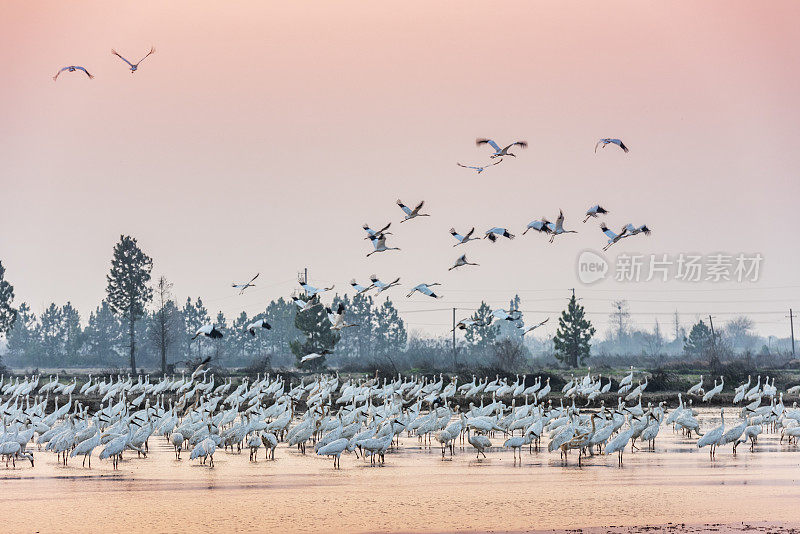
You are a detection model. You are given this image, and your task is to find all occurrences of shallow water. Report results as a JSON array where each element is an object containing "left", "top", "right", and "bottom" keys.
[{"left": 2, "top": 409, "right": 800, "bottom": 533}]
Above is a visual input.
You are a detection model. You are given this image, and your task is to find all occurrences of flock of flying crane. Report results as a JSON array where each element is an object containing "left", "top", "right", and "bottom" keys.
[
  {"left": 2, "top": 369, "right": 800, "bottom": 470},
  {"left": 185, "top": 136, "right": 651, "bottom": 362},
  {"left": 52, "top": 46, "right": 651, "bottom": 360}
]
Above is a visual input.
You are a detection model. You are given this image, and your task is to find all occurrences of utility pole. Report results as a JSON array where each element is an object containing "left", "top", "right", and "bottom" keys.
[
  {"left": 789, "top": 308, "right": 797, "bottom": 357},
  {"left": 452, "top": 307, "right": 457, "bottom": 370}
]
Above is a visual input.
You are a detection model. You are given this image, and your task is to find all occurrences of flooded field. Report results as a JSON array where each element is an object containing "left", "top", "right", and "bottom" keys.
[{"left": 1, "top": 409, "right": 799, "bottom": 533}]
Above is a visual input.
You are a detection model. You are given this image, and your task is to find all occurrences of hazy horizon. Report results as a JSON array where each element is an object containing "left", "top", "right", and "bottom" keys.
[{"left": 2, "top": 1, "right": 799, "bottom": 340}]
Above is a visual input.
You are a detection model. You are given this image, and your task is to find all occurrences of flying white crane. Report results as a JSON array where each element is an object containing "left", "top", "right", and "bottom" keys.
[
  {"left": 299, "top": 280, "right": 333, "bottom": 297},
  {"left": 111, "top": 46, "right": 156, "bottom": 72},
  {"left": 456, "top": 159, "right": 503, "bottom": 173},
  {"left": 519, "top": 318, "right": 549, "bottom": 336},
  {"left": 349, "top": 279, "right": 374, "bottom": 295},
  {"left": 53, "top": 66, "right": 93, "bottom": 80},
  {"left": 245, "top": 319, "right": 271, "bottom": 337},
  {"left": 406, "top": 283, "right": 442, "bottom": 299},
  {"left": 366, "top": 234, "right": 401, "bottom": 257},
  {"left": 397, "top": 199, "right": 430, "bottom": 222},
  {"left": 232, "top": 273, "right": 259, "bottom": 294},
  {"left": 451, "top": 318, "right": 487, "bottom": 332},
  {"left": 484, "top": 227, "right": 515, "bottom": 242},
  {"left": 583, "top": 205, "right": 609, "bottom": 223},
  {"left": 450, "top": 227, "right": 479, "bottom": 246},
  {"left": 595, "top": 138, "right": 629, "bottom": 153},
  {"left": 300, "top": 350, "right": 332, "bottom": 364},
  {"left": 546, "top": 210, "right": 577, "bottom": 243},
  {"left": 492, "top": 308, "right": 521, "bottom": 322},
  {"left": 292, "top": 294, "right": 321, "bottom": 312},
  {"left": 622, "top": 223, "right": 652, "bottom": 238},
  {"left": 476, "top": 138, "right": 528, "bottom": 158},
  {"left": 363, "top": 222, "right": 392, "bottom": 240},
  {"left": 192, "top": 324, "right": 223, "bottom": 340},
  {"left": 600, "top": 223, "right": 629, "bottom": 251},
  {"left": 449, "top": 254, "right": 478, "bottom": 271},
  {"left": 523, "top": 219, "right": 551, "bottom": 236},
  {"left": 326, "top": 304, "right": 358, "bottom": 331},
  {"left": 369, "top": 274, "right": 400, "bottom": 293}
]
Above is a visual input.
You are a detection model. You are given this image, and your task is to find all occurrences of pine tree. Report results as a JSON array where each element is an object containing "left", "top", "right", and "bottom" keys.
[
  {"left": 374, "top": 297, "right": 407, "bottom": 355},
  {"left": 6, "top": 303, "right": 39, "bottom": 366},
  {"left": 60, "top": 302, "right": 83, "bottom": 365},
  {"left": 684, "top": 320, "right": 716, "bottom": 359},
  {"left": 290, "top": 303, "right": 340, "bottom": 370},
  {"left": 213, "top": 311, "right": 228, "bottom": 364},
  {"left": 38, "top": 303, "right": 63, "bottom": 368},
  {"left": 464, "top": 301, "right": 498, "bottom": 348},
  {"left": 553, "top": 293, "right": 595, "bottom": 368},
  {"left": 0, "top": 260, "right": 17, "bottom": 335},
  {"left": 85, "top": 301, "right": 123, "bottom": 366},
  {"left": 105, "top": 235, "right": 153, "bottom": 374}
]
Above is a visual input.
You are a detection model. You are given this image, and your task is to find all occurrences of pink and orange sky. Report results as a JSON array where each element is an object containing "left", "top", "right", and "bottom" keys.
[{"left": 2, "top": 1, "right": 799, "bottom": 338}]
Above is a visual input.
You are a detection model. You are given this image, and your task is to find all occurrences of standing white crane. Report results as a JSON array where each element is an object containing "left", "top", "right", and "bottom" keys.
[
  {"left": 397, "top": 199, "right": 430, "bottom": 222},
  {"left": 687, "top": 376, "right": 705, "bottom": 396},
  {"left": 53, "top": 66, "right": 93, "bottom": 80},
  {"left": 697, "top": 409, "right": 725, "bottom": 459},
  {"left": 232, "top": 273, "right": 259, "bottom": 294},
  {"left": 476, "top": 138, "right": 528, "bottom": 158},
  {"left": 449, "top": 254, "right": 478, "bottom": 271},
  {"left": 457, "top": 160, "right": 503, "bottom": 173},
  {"left": 366, "top": 234, "right": 401, "bottom": 257},
  {"left": 583, "top": 205, "right": 609, "bottom": 223},
  {"left": 484, "top": 227, "right": 515, "bottom": 242},
  {"left": 245, "top": 319, "right": 271, "bottom": 337},
  {"left": 450, "top": 227, "right": 479, "bottom": 246},
  {"left": 595, "top": 138, "right": 629, "bottom": 153},
  {"left": 111, "top": 47, "right": 155, "bottom": 72},
  {"left": 406, "top": 283, "right": 442, "bottom": 299},
  {"left": 369, "top": 274, "right": 400, "bottom": 293},
  {"left": 703, "top": 377, "right": 724, "bottom": 402},
  {"left": 600, "top": 223, "right": 629, "bottom": 251}
]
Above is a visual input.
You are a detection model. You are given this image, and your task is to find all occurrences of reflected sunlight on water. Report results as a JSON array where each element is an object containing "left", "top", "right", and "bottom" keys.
[{"left": 1, "top": 409, "right": 800, "bottom": 533}]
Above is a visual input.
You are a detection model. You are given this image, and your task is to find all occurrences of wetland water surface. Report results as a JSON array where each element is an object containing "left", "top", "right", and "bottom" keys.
[{"left": 1, "top": 409, "right": 799, "bottom": 533}]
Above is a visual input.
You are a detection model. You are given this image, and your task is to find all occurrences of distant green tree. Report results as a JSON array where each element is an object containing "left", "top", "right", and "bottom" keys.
[
  {"left": 183, "top": 297, "right": 210, "bottom": 358},
  {"left": 464, "top": 301, "right": 499, "bottom": 349},
  {"left": 553, "top": 294, "right": 595, "bottom": 368},
  {"left": 85, "top": 300, "right": 123, "bottom": 365},
  {"left": 213, "top": 311, "right": 228, "bottom": 365},
  {"left": 105, "top": 235, "right": 153, "bottom": 374},
  {"left": 684, "top": 320, "right": 718, "bottom": 364},
  {"left": 290, "top": 303, "right": 340, "bottom": 370},
  {"left": 263, "top": 298, "right": 300, "bottom": 356},
  {"left": 37, "top": 303, "right": 63, "bottom": 368},
  {"left": 0, "top": 260, "right": 17, "bottom": 335},
  {"left": 6, "top": 303, "right": 39, "bottom": 366},
  {"left": 60, "top": 302, "right": 83, "bottom": 365},
  {"left": 374, "top": 297, "right": 407, "bottom": 353}
]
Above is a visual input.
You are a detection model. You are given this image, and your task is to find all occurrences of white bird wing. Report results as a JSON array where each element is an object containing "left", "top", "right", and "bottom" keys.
[
  {"left": 136, "top": 46, "right": 156, "bottom": 65},
  {"left": 111, "top": 49, "right": 135, "bottom": 67}
]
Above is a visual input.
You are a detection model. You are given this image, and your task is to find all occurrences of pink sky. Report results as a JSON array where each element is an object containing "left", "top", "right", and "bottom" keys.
[{"left": 2, "top": 1, "right": 799, "bottom": 338}]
